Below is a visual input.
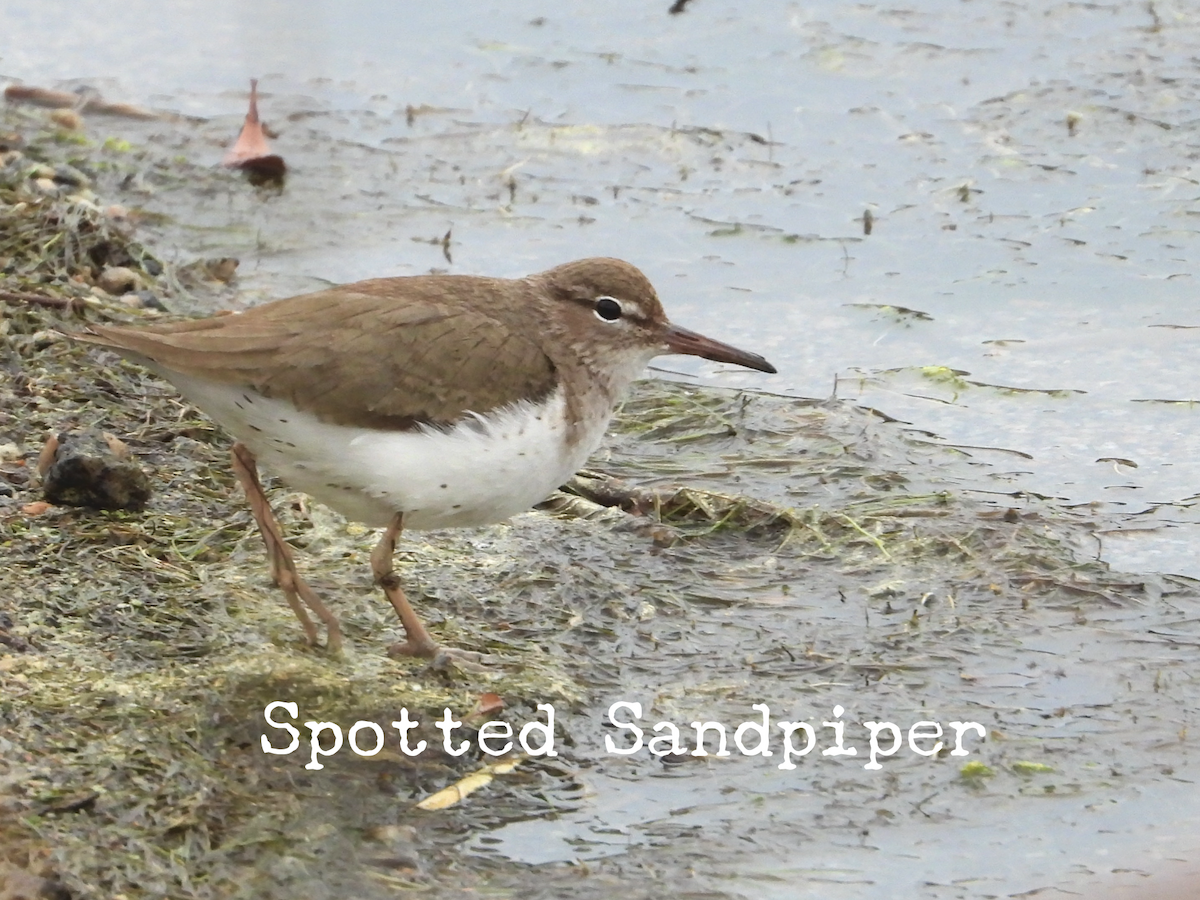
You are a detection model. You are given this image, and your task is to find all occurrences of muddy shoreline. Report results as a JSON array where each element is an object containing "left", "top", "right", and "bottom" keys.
[{"left": 2, "top": 98, "right": 1199, "bottom": 899}]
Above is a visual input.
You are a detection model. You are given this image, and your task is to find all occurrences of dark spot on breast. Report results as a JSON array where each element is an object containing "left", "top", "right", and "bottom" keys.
[
  {"left": 243, "top": 394, "right": 253, "bottom": 404},
  {"left": 452, "top": 504, "right": 462, "bottom": 509},
  {"left": 440, "top": 484, "right": 448, "bottom": 489},
  {"left": 249, "top": 425, "right": 262, "bottom": 432}
]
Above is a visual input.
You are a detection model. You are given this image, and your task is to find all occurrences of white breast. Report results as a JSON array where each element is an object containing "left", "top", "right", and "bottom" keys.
[{"left": 164, "top": 373, "right": 607, "bottom": 529}]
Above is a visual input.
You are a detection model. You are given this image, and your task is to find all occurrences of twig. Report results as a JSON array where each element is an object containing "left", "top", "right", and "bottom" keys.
[{"left": 0, "top": 289, "right": 86, "bottom": 312}]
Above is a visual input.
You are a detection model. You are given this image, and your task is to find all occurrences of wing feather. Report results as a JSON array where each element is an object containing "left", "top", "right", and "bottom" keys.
[{"left": 78, "top": 276, "right": 558, "bottom": 429}]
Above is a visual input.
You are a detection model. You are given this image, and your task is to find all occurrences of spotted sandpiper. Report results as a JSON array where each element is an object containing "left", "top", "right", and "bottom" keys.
[{"left": 78, "top": 258, "right": 776, "bottom": 660}]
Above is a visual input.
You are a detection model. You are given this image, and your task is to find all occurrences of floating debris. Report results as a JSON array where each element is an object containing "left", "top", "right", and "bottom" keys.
[{"left": 4, "top": 82, "right": 158, "bottom": 119}]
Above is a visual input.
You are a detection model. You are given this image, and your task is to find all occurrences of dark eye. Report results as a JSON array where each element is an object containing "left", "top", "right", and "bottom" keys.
[{"left": 594, "top": 296, "right": 622, "bottom": 321}]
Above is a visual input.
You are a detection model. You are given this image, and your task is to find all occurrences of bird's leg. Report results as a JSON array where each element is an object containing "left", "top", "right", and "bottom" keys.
[
  {"left": 230, "top": 442, "right": 344, "bottom": 652},
  {"left": 370, "top": 512, "right": 442, "bottom": 658}
]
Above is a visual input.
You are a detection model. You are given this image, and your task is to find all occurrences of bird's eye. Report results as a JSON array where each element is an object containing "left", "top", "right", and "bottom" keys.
[{"left": 594, "top": 296, "right": 623, "bottom": 321}]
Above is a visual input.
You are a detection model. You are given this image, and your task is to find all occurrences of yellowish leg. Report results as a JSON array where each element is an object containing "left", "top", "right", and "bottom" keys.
[
  {"left": 230, "top": 442, "right": 344, "bottom": 652},
  {"left": 371, "top": 513, "right": 441, "bottom": 658}
]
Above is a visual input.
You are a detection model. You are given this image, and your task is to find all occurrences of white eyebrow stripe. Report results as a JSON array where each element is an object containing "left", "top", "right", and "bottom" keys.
[{"left": 597, "top": 295, "right": 646, "bottom": 319}]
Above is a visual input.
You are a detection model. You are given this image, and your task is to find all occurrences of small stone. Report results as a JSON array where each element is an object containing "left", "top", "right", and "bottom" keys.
[
  {"left": 26, "top": 331, "right": 63, "bottom": 352},
  {"left": 129, "top": 290, "right": 167, "bottom": 311},
  {"left": 204, "top": 257, "right": 239, "bottom": 282},
  {"left": 33, "top": 177, "right": 58, "bottom": 194},
  {"left": 363, "top": 824, "right": 421, "bottom": 871},
  {"left": 98, "top": 266, "right": 140, "bottom": 295},
  {"left": 1, "top": 466, "right": 27, "bottom": 489},
  {"left": 49, "top": 108, "right": 84, "bottom": 131},
  {"left": 52, "top": 163, "right": 90, "bottom": 187}
]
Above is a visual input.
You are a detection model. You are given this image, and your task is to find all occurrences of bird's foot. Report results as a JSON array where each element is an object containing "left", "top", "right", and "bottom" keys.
[{"left": 387, "top": 639, "right": 488, "bottom": 672}]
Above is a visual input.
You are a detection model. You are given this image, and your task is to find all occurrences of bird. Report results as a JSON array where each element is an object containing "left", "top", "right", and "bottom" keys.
[{"left": 77, "top": 257, "right": 776, "bottom": 661}]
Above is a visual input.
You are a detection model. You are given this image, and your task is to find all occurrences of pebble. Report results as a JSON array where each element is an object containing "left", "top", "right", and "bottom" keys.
[
  {"left": 204, "top": 257, "right": 240, "bottom": 282},
  {"left": 52, "top": 163, "right": 90, "bottom": 187},
  {"left": 134, "top": 290, "right": 167, "bottom": 311},
  {"left": 98, "top": 266, "right": 140, "bottom": 294},
  {"left": 67, "top": 194, "right": 99, "bottom": 211},
  {"left": 49, "top": 108, "right": 84, "bottom": 131}
]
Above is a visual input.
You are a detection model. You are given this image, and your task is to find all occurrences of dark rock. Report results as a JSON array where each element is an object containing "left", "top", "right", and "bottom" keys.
[
  {"left": 41, "top": 431, "right": 151, "bottom": 511},
  {"left": 133, "top": 290, "right": 167, "bottom": 311},
  {"left": 52, "top": 163, "right": 90, "bottom": 187}
]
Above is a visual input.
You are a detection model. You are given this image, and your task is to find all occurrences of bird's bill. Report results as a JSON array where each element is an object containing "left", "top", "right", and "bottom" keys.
[{"left": 662, "top": 323, "right": 777, "bottom": 374}]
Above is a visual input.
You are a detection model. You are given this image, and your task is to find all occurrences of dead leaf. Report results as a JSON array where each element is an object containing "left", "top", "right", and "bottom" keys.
[
  {"left": 415, "top": 757, "right": 522, "bottom": 811},
  {"left": 466, "top": 692, "right": 505, "bottom": 722},
  {"left": 102, "top": 432, "right": 130, "bottom": 459},
  {"left": 36, "top": 433, "right": 59, "bottom": 478}
]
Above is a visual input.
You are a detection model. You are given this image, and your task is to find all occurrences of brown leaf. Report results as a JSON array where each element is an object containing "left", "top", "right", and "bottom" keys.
[
  {"left": 467, "top": 693, "right": 505, "bottom": 722},
  {"left": 35, "top": 433, "right": 59, "bottom": 478},
  {"left": 102, "top": 432, "right": 130, "bottom": 459}
]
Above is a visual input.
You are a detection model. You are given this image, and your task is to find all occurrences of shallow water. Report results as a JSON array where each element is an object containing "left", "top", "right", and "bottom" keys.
[
  {"left": 8, "top": 0, "right": 1199, "bottom": 575},
  {"left": 5, "top": 1, "right": 1200, "bottom": 896}
]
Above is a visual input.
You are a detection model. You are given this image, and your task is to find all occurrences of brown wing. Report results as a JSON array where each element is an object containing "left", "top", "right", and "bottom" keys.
[{"left": 77, "top": 276, "right": 559, "bottom": 429}]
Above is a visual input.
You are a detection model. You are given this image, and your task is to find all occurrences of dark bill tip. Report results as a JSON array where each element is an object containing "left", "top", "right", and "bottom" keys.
[{"left": 662, "top": 323, "right": 777, "bottom": 374}]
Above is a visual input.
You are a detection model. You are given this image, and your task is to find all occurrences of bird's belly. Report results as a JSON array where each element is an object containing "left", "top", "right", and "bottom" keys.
[{"left": 166, "top": 374, "right": 598, "bottom": 529}]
